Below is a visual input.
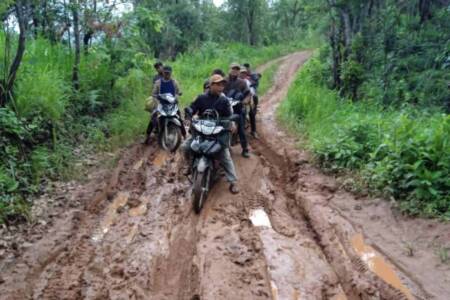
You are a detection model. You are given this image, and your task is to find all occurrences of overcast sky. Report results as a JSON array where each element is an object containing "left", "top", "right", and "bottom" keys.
[{"left": 213, "top": 0, "right": 224, "bottom": 7}]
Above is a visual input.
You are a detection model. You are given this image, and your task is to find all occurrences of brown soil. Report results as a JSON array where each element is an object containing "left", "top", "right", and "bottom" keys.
[{"left": 0, "top": 52, "right": 448, "bottom": 300}]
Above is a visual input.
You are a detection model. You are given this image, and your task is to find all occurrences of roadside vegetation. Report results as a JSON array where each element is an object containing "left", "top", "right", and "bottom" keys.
[{"left": 279, "top": 1, "right": 449, "bottom": 219}]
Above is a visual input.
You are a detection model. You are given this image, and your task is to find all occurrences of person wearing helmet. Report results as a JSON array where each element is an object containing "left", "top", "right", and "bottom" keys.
[
  {"left": 224, "top": 63, "right": 251, "bottom": 158},
  {"left": 145, "top": 65, "right": 183, "bottom": 144},
  {"left": 182, "top": 74, "right": 240, "bottom": 194}
]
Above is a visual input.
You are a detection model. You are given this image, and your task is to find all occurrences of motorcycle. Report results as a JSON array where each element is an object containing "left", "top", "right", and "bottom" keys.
[
  {"left": 189, "top": 110, "right": 231, "bottom": 213},
  {"left": 155, "top": 93, "right": 183, "bottom": 152}
]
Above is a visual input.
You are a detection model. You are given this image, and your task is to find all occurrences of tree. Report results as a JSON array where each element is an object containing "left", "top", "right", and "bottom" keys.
[
  {"left": 0, "top": 0, "right": 28, "bottom": 107},
  {"left": 226, "top": 0, "right": 266, "bottom": 45},
  {"left": 70, "top": 0, "right": 81, "bottom": 90}
]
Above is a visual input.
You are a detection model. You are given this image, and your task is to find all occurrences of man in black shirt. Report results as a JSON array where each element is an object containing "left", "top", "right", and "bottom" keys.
[
  {"left": 182, "top": 74, "right": 239, "bottom": 194},
  {"left": 224, "top": 63, "right": 251, "bottom": 158},
  {"left": 243, "top": 63, "right": 261, "bottom": 138}
]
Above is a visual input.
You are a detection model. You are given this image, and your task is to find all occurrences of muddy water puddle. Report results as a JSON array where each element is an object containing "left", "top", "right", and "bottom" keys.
[
  {"left": 91, "top": 192, "right": 129, "bottom": 242},
  {"left": 152, "top": 151, "right": 169, "bottom": 167},
  {"left": 129, "top": 195, "right": 150, "bottom": 217},
  {"left": 351, "top": 233, "right": 414, "bottom": 300},
  {"left": 250, "top": 208, "right": 273, "bottom": 228}
]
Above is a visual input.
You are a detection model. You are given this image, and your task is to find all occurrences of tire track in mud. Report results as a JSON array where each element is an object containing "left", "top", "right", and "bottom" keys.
[
  {"left": 248, "top": 52, "right": 425, "bottom": 300},
  {"left": 0, "top": 52, "right": 426, "bottom": 300}
]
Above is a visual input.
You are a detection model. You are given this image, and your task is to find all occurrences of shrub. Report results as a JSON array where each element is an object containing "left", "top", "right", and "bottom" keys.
[{"left": 279, "top": 58, "right": 450, "bottom": 218}]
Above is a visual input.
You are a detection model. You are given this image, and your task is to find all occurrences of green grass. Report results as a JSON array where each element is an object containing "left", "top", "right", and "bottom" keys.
[
  {"left": 258, "top": 63, "right": 278, "bottom": 96},
  {"left": 279, "top": 57, "right": 450, "bottom": 219}
]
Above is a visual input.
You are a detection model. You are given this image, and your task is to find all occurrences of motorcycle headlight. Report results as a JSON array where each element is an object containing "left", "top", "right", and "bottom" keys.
[{"left": 193, "top": 120, "right": 224, "bottom": 135}]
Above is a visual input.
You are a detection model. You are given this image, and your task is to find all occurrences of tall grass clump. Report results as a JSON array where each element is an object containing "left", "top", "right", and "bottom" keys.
[{"left": 279, "top": 58, "right": 450, "bottom": 219}]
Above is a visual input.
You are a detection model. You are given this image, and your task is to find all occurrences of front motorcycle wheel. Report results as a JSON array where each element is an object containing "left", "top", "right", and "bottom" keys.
[
  {"left": 160, "top": 122, "right": 181, "bottom": 152},
  {"left": 192, "top": 168, "right": 210, "bottom": 214}
]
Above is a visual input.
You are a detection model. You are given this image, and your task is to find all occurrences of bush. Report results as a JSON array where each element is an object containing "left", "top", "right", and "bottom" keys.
[
  {"left": 15, "top": 69, "right": 69, "bottom": 123},
  {"left": 279, "top": 58, "right": 450, "bottom": 219}
]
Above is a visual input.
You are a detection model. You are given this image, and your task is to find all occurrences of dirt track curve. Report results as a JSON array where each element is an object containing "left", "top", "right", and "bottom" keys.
[{"left": 0, "top": 52, "right": 435, "bottom": 300}]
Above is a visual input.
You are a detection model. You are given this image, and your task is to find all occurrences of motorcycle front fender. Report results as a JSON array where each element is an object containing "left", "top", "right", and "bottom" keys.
[
  {"left": 167, "top": 117, "right": 182, "bottom": 128},
  {"left": 196, "top": 156, "right": 211, "bottom": 173}
]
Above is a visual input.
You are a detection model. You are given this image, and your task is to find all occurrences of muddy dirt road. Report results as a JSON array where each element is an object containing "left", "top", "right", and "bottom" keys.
[{"left": 0, "top": 52, "right": 448, "bottom": 300}]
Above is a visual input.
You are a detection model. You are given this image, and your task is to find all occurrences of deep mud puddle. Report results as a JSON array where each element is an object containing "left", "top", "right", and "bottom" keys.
[{"left": 351, "top": 233, "right": 414, "bottom": 300}]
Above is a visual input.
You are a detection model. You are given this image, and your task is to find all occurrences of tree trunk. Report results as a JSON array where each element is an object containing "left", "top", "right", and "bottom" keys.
[
  {"left": 340, "top": 8, "right": 352, "bottom": 58},
  {"left": 71, "top": 0, "right": 81, "bottom": 91},
  {"left": 246, "top": 2, "right": 257, "bottom": 46},
  {"left": 31, "top": 3, "right": 40, "bottom": 38},
  {"left": 83, "top": 29, "right": 93, "bottom": 55},
  {"left": 329, "top": 13, "right": 341, "bottom": 89},
  {"left": 0, "top": 0, "right": 27, "bottom": 107},
  {"left": 64, "top": 0, "right": 72, "bottom": 49},
  {"left": 419, "top": 0, "right": 432, "bottom": 23},
  {"left": 290, "top": 0, "right": 301, "bottom": 26}
]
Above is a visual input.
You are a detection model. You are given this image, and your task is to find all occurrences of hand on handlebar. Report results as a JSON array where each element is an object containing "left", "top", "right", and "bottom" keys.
[{"left": 230, "top": 122, "right": 237, "bottom": 134}]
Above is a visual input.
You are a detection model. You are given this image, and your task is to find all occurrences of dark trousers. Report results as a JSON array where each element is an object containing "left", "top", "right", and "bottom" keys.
[
  {"left": 237, "top": 110, "right": 248, "bottom": 151},
  {"left": 146, "top": 113, "right": 158, "bottom": 135},
  {"left": 249, "top": 95, "right": 258, "bottom": 133}
]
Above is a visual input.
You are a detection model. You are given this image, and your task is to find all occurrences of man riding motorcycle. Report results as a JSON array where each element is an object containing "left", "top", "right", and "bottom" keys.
[
  {"left": 224, "top": 63, "right": 251, "bottom": 158},
  {"left": 145, "top": 65, "right": 185, "bottom": 145},
  {"left": 181, "top": 74, "right": 240, "bottom": 194}
]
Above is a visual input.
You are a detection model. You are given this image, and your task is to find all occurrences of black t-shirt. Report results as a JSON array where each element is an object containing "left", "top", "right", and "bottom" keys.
[
  {"left": 224, "top": 76, "right": 250, "bottom": 114},
  {"left": 224, "top": 76, "right": 249, "bottom": 98},
  {"left": 189, "top": 92, "right": 232, "bottom": 118}
]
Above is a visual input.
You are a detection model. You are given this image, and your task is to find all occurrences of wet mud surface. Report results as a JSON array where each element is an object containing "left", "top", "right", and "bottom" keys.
[{"left": 0, "top": 52, "right": 448, "bottom": 300}]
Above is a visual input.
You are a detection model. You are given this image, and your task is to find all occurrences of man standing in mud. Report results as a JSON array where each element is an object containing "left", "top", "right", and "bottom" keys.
[
  {"left": 243, "top": 63, "right": 261, "bottom": 138},
  {"left": 224, "top": 63, "right": 251, "bottom": 158},
  {"left": 182, "top": 74, "right": 240, "bottom": 194}
]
